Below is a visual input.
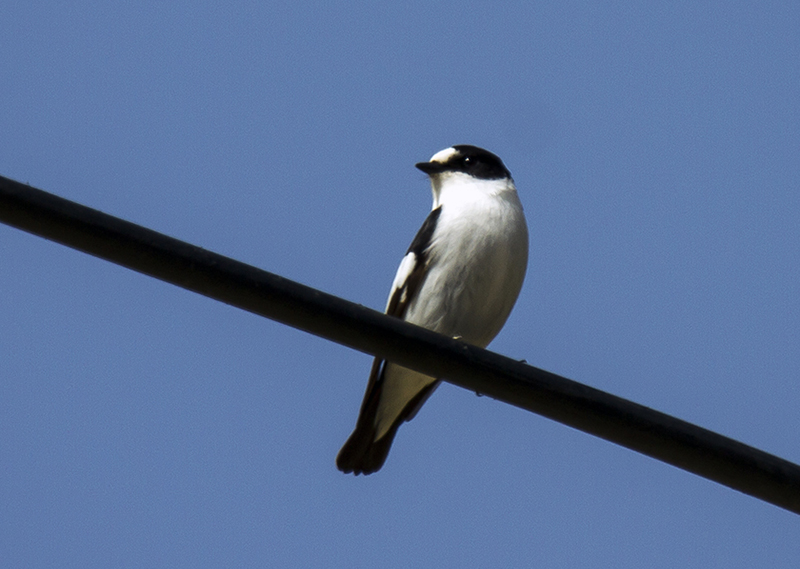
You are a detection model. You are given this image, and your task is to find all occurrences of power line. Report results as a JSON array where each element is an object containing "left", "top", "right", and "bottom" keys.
[{"left": 2, "top": 173, "right": 799, "bottom": 514}]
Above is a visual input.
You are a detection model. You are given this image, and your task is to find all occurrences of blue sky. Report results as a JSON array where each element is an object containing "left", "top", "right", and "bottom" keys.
[{"left": 2, "top": 1, "right": 799, "bottom": 566}]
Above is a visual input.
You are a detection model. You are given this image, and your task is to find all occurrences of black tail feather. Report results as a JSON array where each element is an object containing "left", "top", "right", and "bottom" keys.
[{"left": 336, "top": 368, "right": 439, "bottom": 475}]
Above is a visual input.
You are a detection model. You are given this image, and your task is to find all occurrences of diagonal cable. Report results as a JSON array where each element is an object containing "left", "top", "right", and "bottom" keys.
[{"left": 1, "top": 174, "right": 799, "bottom": 514}]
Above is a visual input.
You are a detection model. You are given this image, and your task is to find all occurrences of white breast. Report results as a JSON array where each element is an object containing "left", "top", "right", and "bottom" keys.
[{"left": 404, "top": 180, "right": 528, "bottom": 347}]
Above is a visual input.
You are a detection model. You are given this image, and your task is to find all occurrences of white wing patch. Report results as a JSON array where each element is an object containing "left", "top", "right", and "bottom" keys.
[{"left": 386, "top": 251, "right": 418, "bottom": 311}]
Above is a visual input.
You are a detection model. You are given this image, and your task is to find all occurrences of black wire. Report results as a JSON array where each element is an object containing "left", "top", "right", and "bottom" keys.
[{"left": 2, "top": 173, "right": 799, "bottom": 514}]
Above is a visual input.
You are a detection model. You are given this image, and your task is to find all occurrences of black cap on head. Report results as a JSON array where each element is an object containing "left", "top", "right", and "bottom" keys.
[{"left": 415, "top": 145, "right": 511, "bottom": 180}]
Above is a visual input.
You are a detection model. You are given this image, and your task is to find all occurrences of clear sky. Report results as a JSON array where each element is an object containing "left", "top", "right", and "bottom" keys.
[{"left": 2, "top": 1, "right": 799, "bottom": 567}]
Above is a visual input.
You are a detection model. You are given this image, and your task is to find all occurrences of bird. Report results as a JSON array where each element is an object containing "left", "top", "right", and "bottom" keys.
[{"left": 336, "top": 145, "right": 529, "bottom": 475}]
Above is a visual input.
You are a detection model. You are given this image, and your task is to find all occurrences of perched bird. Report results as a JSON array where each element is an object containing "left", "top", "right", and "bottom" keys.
[{"left": 337, "top": 145, "right": 529, "bottom": 475}]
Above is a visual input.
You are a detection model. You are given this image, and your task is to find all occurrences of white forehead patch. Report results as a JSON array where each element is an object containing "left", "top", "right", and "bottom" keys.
[{"left": 428, "top": 146, "right": 460, "bottom": 164}]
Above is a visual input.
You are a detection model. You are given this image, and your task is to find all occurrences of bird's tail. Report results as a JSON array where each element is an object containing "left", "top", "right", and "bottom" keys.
[
  {"left": 336, "top": 421, "right": 399, "bottom": 475},
  {"left": 337, "top": 367, "right": 439, "bottom": 475}
]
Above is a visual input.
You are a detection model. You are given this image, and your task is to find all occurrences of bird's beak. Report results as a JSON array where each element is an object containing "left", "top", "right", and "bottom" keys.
[{"left": 415, "top": 161, "right": 446, "bottom": 175}]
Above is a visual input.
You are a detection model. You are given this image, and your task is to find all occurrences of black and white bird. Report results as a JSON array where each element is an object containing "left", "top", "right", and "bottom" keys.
[{"left": 337, "top": 145, "right": 529, "bottom": 475}]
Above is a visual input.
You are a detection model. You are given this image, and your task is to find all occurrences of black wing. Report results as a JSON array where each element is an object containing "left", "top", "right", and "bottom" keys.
[{"left": 336, "top": 206, "right": 443, "bottom": 474}]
